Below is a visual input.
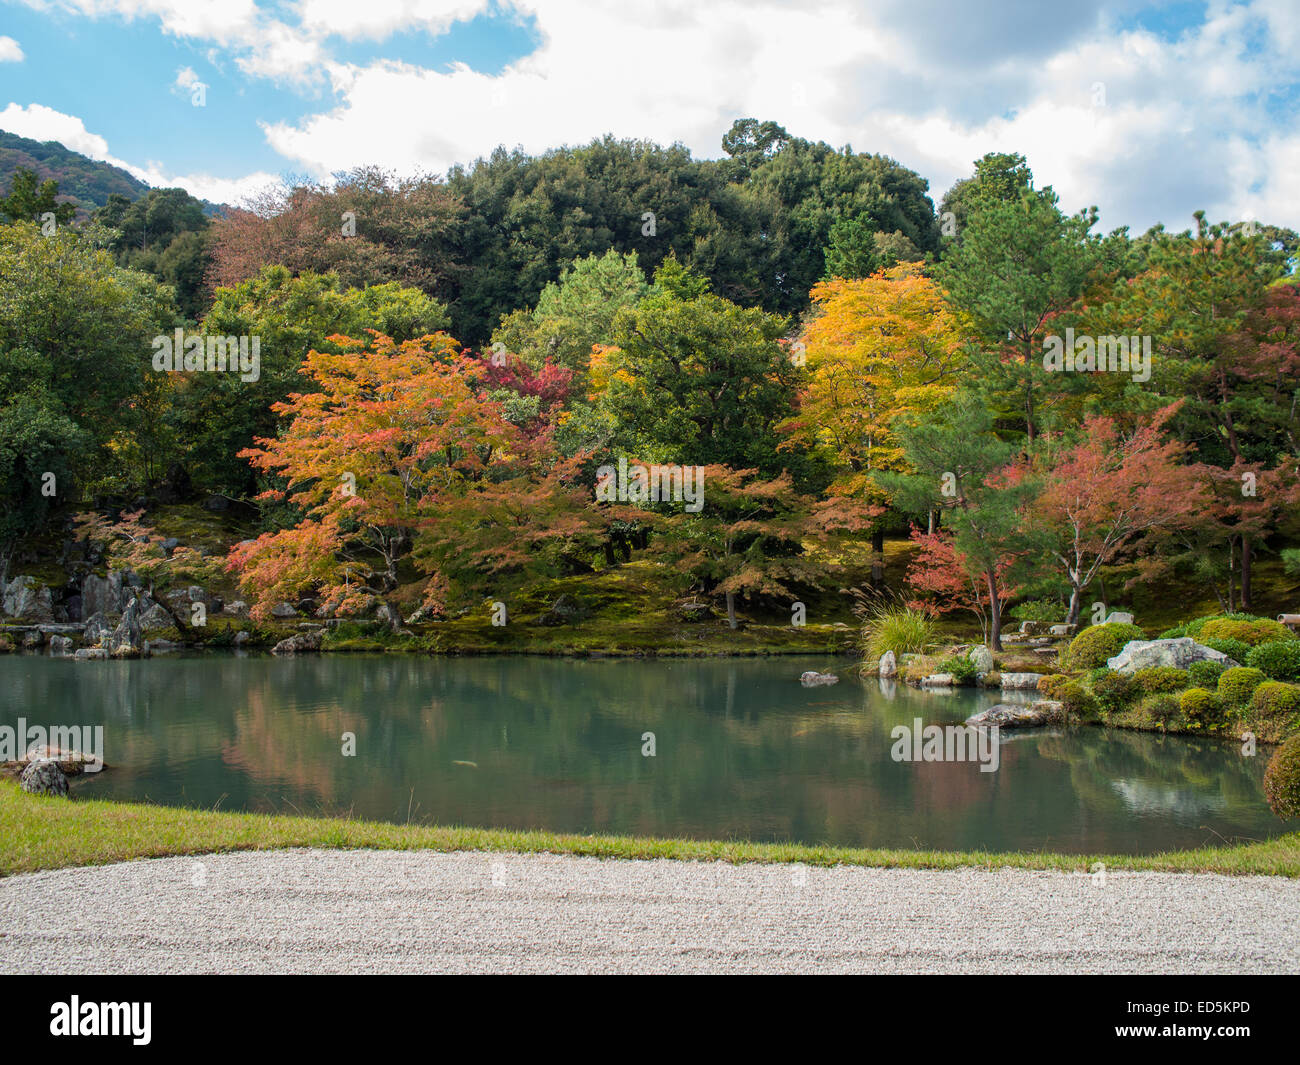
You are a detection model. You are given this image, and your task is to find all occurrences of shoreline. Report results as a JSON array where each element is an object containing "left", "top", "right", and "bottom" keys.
[{"left": 3, "top": 782, "right": 1298, "bottom": 879}]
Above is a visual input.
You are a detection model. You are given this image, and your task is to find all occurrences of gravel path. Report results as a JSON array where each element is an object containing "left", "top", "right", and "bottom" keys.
[{"left": 2, "top": 850, "right": 1297, "bottom": 974}]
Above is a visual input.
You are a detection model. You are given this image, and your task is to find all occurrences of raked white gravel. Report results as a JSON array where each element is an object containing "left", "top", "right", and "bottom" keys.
[{"left": 1, "top": 849, "right": 1297, "bottom": 974}]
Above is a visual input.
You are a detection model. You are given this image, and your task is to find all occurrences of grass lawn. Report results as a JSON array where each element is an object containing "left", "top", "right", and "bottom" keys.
[{"left": 3, "top": 781, "right": 1298, "bottom": 878}]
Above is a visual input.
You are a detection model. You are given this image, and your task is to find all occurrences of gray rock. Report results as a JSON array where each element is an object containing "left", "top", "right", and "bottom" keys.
[
  {"left": 20, "top": 760, "right": 69, "bottom": 797},
  {"left": 968, "top": 645, "right": 995, "bottom": 673},
  {"left": 374, "top": 600, "right": 403, "bottom": 632},
  {"left": 233, "top": 631, "right": 250, "bottom": 647},
  {"left": 204, "top": 494, "right": 229, "bottom": 511},
  {"left": 878, "top": 650, "right": 897, "bottom": 678},
  {"left": 2, "top": 576, "right": 54, "bottom": 622},
  {"left": 160, "top": 538, "right": 180, "bottom": 556},
  {"left": 138, "top": 603, "right": 175, "bottom": 631},
  {"left": 21, "top": 629, "right": 44, "bottom": 649},
  {"left": 966, "top": 703, "right": 1050, "bottom": 729},
  {"left": 1048, "top": 623, "right": 1077, "bottom": 636},
  {"left": 48, "top": 634, "right": 72, "bottom": 654},
  {"left": 83, "top": 611, "right": 113, "bottom": 647},
  {"left": 74, "top": 647, "right": 108, "bottom": 660},
  {"left": 271, "top": 629, "right": 323, "bottom": 655},
  {"left": 1104, "top": 611, "right": 1135, "bottom": 625},
  {"left": 80, "top": 572, "right": 125, "bottom": 617},
  {"left": 1107, "top": 637, "right": 1235, "bottom": 674},
  {"left": 271, "top": 601, "right": 298, "bottom": 619},
  {"left": 921, "top": 673, "right": 955, "bottom": 687},
  {"left": 1000, "top": 672, "right": 1043, "bottom": 691},
  {"left": 1019, "top": 621, "right": 1048, "bottom": 636},
  {"left": 799, "top": 671, "right": 839, "bottom": 687},
  {"left": 64, "top": 594, "right": 83, "bottom": 622},
  {"left": 676, "top": 602, "right": 714, "bottom": 622},
  {"left": 224, "top": 600, "right": 250, "bottom": 619},
  {"left": 103, "top": 598, "right": 145, "bottom": 658}
]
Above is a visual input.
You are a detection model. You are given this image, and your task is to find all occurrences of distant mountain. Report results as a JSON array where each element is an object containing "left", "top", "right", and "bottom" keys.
[{"left": 0, "top": 129, "right": 149, "bottom": 213}]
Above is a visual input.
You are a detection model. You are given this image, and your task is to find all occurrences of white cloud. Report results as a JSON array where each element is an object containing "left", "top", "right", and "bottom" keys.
[
  {"left": 9, "top": 1, "right": 1300, "bottom": 228},
  {"left": 0, "top": 36, "right": 24, "bottom": 62}
]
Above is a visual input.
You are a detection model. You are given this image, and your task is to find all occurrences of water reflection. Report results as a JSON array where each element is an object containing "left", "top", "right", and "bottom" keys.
[{"left": 2, "top": 654, "right": 1291, "bottom": 854}]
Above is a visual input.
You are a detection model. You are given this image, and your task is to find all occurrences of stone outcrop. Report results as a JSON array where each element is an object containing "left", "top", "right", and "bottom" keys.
[
  {"left": 966, "top": 701, "right": 1059, "bottom": 729},
  {"left": 1106, "top": 637, "right": 1235, "bottom": 674},
  {"left": 878, "top": 650, "right": 897, "bottom": 678},
  {"left": 2, "top": 576, "right": 54, "bottom": 622},
  {"left": 799, "top": 671, "right": 839, "bottom": 687},
  {"left": 968, "top": 645, "right": 994, "bottom": 673},
  {"left": 1000, "top": 672, "right": 1042, "bottom": 691},
  {"left": 271, "top": 628, "right": 323, "bottom": 655}
]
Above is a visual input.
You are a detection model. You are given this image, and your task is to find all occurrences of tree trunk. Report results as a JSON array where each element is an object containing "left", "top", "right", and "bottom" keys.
[
  {"left": 870, "top": 528, "right": 885, "bottom": 590},
  {"left": 726, "top": 590, "right": 737, "bottom": 630},
  {"left": 1065, "top": 584, "right": 1083, "bottom": 627},
  {"left": 986, "top": 570, "right": 1003, "bottom": 651},
  {"left": 1241, "top": 535, "right": 1253, "bottom": 612}
]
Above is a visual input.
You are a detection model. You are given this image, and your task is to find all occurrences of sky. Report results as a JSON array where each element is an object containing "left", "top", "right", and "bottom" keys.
[{"left": 0, "top": 0, "right": 1296, "bottom": 232}]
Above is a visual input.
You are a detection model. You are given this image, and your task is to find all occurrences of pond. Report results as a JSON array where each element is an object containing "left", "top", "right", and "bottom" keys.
[{"left": 3, "top": 653, "right": 1291, "bottom": 854}]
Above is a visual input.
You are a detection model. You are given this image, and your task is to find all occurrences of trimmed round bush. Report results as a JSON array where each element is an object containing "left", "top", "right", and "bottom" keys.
[
  {"left": 1133, "top": 666, "right": 1191, "bottom": 694},
  {"left": 1203, "top": 637, "right": 1251, "bottom": 664},
  {"left": 1138, "top": 692, "right": 1181, "bottom": 727},
  {"left": 1090, "top": 669, "right": 1138, "bottom": 714},
  {"left": 1058, "top": 679, "right": 1097, "bottom": 720},
  {"left": 1185, "top": 612, "right": 1259, "bottom": 639},
  {"left": 1037, "top": 674, "right": 1070, "bottom": 700},
  {"left": 1218, "top": 667, "right": 1267, "bottom": 707},
  {"left": 1063, "top": 622, "right": 1145, "bottom": 670},
  {"left": 1179, "top": 687, "right": 1224, "bottom": 728},
  {"left": 1248, "top": 681, "right": 1300, "bottom": 729},
  {"left": 1188, "top": 659, "right": 1228, "bottom": 688},
  {"left": 1199, "top": 617, "right": 1294, "bottom": 647},
  {"left": 1245, "top": 640, "right": 1300, "bottom": 682},
  {"left": 1263, "top": 736, "right": 1300, "bottom": 820}
]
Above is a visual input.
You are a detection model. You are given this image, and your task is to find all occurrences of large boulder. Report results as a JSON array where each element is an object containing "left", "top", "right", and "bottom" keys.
[
  {"left": 1000, "top": 672, "right": 1042, "bottom": 691},
  {"left": 800, "top": 671, "right": 839, "bottom": 687},
  {"left": 103, "top": 598, "right": 145, "bottom": 658},
  {"left": 878, "top": 650, "right": 897, "bottom": 678},
  {"left": 2, "top": 576, "right": 54, "bottom": 622},
  {"left": 1107, "top": 637, "right": 1235, "bottom": 674},
  {"left": 138, "top": 603, "right": 176, "bottom": 631},
  {"left": 921, "top": 673, "right": 955, "bottom": 687},
  {"left": 48, "top": 634, "right": 72, "bottom": 655},
  {"left": 271, "top": 601, "right": 298, "bottom": 619},
  {"left": 271, "top": 628, "right": 323, "bottom": 655},
  {"left": 82, "top": 611, "right": 113, "bottom": 647},
  {"left": 80, "top": 572, "right": 125, "bottom": 617},
  {"left": 1103, "top": 611, "right": 1135, "bottom": 625},
  {"left": 968, "top": 645, "right": 995, "bottom": 673},
  {"left": 20, "top": 760, "right": 69, "bottom": 797}
]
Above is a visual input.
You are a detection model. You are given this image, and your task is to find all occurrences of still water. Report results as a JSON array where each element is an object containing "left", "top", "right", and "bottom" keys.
[{"left": 3, "top": 654, "right": 1291, "bottom": 854}]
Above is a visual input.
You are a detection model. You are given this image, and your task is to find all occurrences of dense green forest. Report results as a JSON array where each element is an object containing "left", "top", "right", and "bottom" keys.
[{"left": 2, "top": 117, "right": 1299, "bottom": 662}]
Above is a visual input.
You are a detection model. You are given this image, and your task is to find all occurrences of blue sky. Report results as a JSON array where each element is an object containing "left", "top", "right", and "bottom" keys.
[{"left": 1, "top": 0, "right": 1297, "bottom": 232}]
